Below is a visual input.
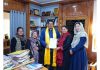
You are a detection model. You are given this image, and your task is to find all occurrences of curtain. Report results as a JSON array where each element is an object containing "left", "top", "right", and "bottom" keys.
[{"left": 10, "top": 10, "right": 26, "bottom": 39}]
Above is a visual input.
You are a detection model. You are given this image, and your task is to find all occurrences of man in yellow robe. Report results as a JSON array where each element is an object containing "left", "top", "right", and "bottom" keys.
[{"left": 40, "top": 20, "right": 60, "bottom": 70}]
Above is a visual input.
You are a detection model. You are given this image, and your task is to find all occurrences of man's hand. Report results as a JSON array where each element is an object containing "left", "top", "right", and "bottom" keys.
[{"left": 46, "top": 45, "right": 49, "bottom": 48}]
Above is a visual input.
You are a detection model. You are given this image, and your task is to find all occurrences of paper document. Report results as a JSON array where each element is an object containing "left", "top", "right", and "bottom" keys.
[{"left": 49, "top": 38, "right": 57, "bottom": 49}]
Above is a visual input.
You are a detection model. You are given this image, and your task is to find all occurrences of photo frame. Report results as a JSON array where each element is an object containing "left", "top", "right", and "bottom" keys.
[{"left": 34, "top": 9, "right": 40, "bottom": 16}]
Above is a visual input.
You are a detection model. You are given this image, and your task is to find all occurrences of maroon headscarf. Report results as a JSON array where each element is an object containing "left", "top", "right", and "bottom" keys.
[{"left": 56, "top": 32, "right": 70, "bottom": 66}]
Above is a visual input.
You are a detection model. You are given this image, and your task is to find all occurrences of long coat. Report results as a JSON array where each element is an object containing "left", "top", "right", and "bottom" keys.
[
  {"left": 70, "top": 37, "right": 88, "bottom": 70},
  {"left": 62, "top": 35, "right": 72, "bottom": 70},
  {"left": 57, "top": 35, "right": 72, "bottom": 70},
  {"left": 26, "top": 39, "right": 44, "bottom": 64}
]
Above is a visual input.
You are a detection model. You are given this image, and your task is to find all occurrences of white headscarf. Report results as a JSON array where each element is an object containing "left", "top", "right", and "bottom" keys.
[{"left": 71, "top": 22, "right": 88, "bottom": 48}]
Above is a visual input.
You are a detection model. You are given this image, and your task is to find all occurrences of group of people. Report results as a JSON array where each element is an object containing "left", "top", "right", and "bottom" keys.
[{"left": 10, "top": 20, "right": 88, "bottom": 70}]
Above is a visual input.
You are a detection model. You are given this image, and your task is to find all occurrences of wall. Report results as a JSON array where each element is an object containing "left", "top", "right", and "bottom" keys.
[
  {"left": 4, "top": 0, "right": 25, "bottom": 12},
  {"left": 4, "top": 12, "right": 10, "bottom": 38}
]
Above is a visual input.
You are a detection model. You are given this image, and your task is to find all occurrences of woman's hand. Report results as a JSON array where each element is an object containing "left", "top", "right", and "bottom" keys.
[
  {"left": 70, "top": 50, "right": 73, "bottom": 55},
  {"left": 56, "top": 47, "right": 61, "bottom": 50},
  {"left": 34, "top": 47, "right": 39, "bottom": 50},
  {"left": 31, "top": 58, "right": 34, "bottom": 61}
]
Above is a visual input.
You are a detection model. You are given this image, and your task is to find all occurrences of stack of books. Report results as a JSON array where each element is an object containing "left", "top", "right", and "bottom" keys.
[
  {"left": 3, "top": 55, "right": 14, "bottom": 70},
  {"left": 8, "top": 49, "right": 30, "bottom": 65},
  {"left": 26, "top": 63, "right": 43, "bottom": 70}
]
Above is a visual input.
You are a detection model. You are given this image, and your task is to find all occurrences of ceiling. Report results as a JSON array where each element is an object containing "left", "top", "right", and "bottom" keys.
[
  {"left": 13, "top": 0, "right": 90, "bottom": 5},
  {"left": 31, "top": 0, "right": 62, "bottom": 4}
]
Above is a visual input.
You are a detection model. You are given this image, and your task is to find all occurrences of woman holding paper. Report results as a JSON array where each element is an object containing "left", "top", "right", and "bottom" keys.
[
  {"left": 56, "top": 26, "right": 72, "bottom": 70},
  {"left": 69, "top": 22, "right": 88, "bottom": 70}
]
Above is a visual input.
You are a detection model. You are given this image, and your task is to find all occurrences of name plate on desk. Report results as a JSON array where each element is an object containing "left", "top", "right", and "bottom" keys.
[{"left": 49, "top": 38, "right": 57, "bottom": 49}]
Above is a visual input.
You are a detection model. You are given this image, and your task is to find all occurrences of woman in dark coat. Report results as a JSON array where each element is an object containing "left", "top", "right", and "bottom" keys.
[
  {"left": 26, "top": 30, "right": 44, "bottom": 64},
  {"left": 10, "top": 27, "right": 26, "bottom": 52},
  {"left": 69, "top": 22, "right": 88, "bottom": 70},
  {"left": 56, "top": 26, "right": 72, "bottom": 70}
]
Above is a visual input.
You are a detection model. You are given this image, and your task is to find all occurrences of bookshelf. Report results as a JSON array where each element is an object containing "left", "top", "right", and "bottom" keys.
[{"left": 29, "top": 3, "right": 59, "bottom": 37}]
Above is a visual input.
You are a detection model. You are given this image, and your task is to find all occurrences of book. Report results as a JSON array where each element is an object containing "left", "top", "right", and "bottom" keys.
[
  {"left": 26, "top": 63, "right": 43, "bottom": 70},
  {"left": 8, "top": 49, "right": 30, "bottom": 58},
  {"left": 3, "top": 55, "right": 14, "bottom": 70},
  {"left": 8, "top": 50, "right": 30, "bottom": 65}
]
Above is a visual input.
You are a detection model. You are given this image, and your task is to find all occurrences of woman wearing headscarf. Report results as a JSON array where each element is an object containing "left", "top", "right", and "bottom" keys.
[
  {"left": 26, "top": 30, "right": 44, "bottom": 63},
  {"left": 69, "top": 22, "right": 88, "bottom": 70},
  {"left": 56, "top": 26, "right": 72, "bottom": 70},
  {"left": 10, "top": 27, "right": 26, "bottom": 52}
]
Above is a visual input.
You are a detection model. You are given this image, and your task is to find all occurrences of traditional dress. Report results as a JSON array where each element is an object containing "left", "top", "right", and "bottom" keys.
[
  {"left": 40, "top": 27, "right": 60, "bottom": 70},
  {"left": 70, "top": 22, "right": 88, "bottom": 70},
  {"left": 57, "top": 32, "right": 72, "bottom": 70},
  {"left": 10, "top": 35, "right": 26, "bottom": 52},
  {"left": 26, "top": 30, "right": 44, "bottom": 64}
]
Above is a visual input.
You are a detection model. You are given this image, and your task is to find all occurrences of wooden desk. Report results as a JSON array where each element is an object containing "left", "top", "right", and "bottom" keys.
[
  {"left": 41, "top": 67, "right": 48, "bottom": 70},
  {"left": 14, "top": 66, "right": 48, "bottom": 70},
  {"left": 13, "top": 60, "right": 48, "bottom": 70}
]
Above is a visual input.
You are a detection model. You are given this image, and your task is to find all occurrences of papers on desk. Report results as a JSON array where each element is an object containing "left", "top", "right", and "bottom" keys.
[{"left": 49, "top": 38, "right": 57, "bottom": 49}]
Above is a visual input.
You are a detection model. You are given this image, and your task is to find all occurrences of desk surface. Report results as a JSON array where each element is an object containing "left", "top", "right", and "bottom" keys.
[
  {"left": 14, "top": 66, "right": 48, "bottom": 70},
  {"left": 41, "top": 67, "right": 48, "bottom": 70},
  {"left": 13, "top": 60, "right": 48, "bottom": 70}
]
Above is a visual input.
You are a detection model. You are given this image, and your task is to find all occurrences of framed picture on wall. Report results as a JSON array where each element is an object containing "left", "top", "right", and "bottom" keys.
[
  {"left": 34, "top": 9, "right": 40, "bottom": 16},
  {"left": 54, "top": 8, "right": 59, "bottom": 16}
]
